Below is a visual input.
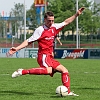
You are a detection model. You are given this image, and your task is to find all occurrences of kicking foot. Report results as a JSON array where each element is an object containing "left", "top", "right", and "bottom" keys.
[
  {"left": 12, "top": 69, "right": 23, "bottom": 78},
  {"left": 68, "top": 91, "right": 79, "bottom": 96}
]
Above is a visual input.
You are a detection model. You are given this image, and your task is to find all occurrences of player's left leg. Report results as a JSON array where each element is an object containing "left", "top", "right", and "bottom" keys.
[
  {"left": 12, "top": 54, "right": 54, "bottom": 78},
  {"left": 23, "top": 67, "right": 52, "bottom": 75},
  {"left": 12, "top": 67, "right": 52, "bottom": 78}
]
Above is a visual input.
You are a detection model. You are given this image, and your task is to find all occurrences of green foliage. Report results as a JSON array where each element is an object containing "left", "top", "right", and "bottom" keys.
[
  {"left": 6, "top": 0, "right": 100, "bottom": 37},
  {"left": 47, "top": 0, "right": 100, "bottom": 36},
  {"left": 11, "top": 3, "right": 24, "bottom": 17},
  {"left": 79, "top": 0, "right": 100, "bottom": 34},
  {"left": 48, "top": 0, "right": 76, "bottom": 32},
  {"left": 0, "top": 58, "right": 100, "bottom": 100},
  {"left": 26, "top": 4, "right": 38, "bottom": 30},
  {"left": 1, "top": 0, "right": 100, "bottom": 41},
  {"left": 20, "top": 34, "right": 32, "bottom": 41},
  {"left": 10, "top": 3, "right": 24, "bottom": 37}
]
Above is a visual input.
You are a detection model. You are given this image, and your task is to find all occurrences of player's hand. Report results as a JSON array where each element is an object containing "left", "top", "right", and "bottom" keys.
[
  {"left": 60, "top": 43, "right": 62, "bottom": 46},
  {"left": 6, "top": 47, "right": 17, "bottom": 57},
  {"left": 77, "top": 7, "right": 85, "bottom": 16}
]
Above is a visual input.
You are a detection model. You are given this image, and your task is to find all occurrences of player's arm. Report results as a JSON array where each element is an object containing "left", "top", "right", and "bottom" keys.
[
  {"left": 7, "top": 27, "right": 42, "bottom": 56},
  {"left": 64, "top": 7, "right": 85, "bottom": 26},
  {"left": 56, "top": 37, "right": 62, "bottom": 45},
  {"left": 7, "top": 40, "right": 31, "bottom": 56},
  {"left": 14, "top": 40, "right": 29, "bottom": 51}
]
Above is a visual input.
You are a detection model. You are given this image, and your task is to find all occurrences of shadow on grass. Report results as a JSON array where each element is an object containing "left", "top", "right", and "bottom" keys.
[
  {"left": 0, "top": 90, "right": 54, "bottom": 96},
  {"left": 77, "top": 87, "right": 100, "bottom": 90},
  {"left": 0, "top": 90, "right": 81, "bottom": 98},
  {"left": 50, "top": 95, "right": 67, "bottom": 98},
  {"left": 0, "top": 90, "right": 34, "bottom": 95}
]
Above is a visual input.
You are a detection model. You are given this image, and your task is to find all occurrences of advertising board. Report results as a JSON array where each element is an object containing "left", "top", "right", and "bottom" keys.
[
  {"left": 54, "top": 49, "right": 88, "bottom": 59},
  {"left": 24, "top": 48, "right": 38, "bottom": 58},
  {"left": 0, "top": 48, "right": 24, "bottom": 58},
  {"left": 1, "top": 48, "right": 100, "bottom": 59},
  {"left": 88, "top": 49, "right": 100, "bottom": 59}
]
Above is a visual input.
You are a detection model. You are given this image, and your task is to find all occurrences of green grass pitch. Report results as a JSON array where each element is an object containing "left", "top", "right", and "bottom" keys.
[{"left": 0, "top": 58, "right": 100, "bottom": 100}]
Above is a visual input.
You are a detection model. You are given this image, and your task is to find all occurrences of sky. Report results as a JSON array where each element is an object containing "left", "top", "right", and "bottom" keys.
[{"left": 0, "top": 0, "right": 34, "bottom": 16}]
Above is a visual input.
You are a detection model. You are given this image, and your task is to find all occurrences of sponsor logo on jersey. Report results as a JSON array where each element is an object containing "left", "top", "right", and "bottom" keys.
[{"left": 45, "top": 36, "right": 54, "bottom": 40}]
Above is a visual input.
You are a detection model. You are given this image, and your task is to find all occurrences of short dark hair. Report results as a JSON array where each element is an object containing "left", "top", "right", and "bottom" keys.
[{"left": 44, "top": 11, "right": 54, "bottom": 19}]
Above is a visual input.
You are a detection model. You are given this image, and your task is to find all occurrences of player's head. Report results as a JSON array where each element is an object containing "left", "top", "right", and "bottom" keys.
[{"left": 44, "top": 11, "right": 54, "bottom": 28}]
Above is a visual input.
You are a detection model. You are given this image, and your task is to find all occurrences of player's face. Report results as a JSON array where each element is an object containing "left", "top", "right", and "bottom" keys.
[{"left": 44, "top": 16, "right": 54, "bottom": 28}]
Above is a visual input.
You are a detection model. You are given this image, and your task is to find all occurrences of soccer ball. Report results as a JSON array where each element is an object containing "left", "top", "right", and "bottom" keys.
[{"left": 55, "top": 85, "right": 68, "bottom": 97}]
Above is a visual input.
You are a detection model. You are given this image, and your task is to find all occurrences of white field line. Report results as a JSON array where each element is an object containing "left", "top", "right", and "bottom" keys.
[
  {"left": 84, "top": 72, "right": 98, "bottom": 74},
  {"left": 0, "top": 74, "right": 10, "bottom": 76}
]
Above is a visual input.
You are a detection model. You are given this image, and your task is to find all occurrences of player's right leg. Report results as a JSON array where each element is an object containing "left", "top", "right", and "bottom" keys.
[
  {"left": 55, "top": 64, "right": 70, "bottom": 93},
  {"left": 55, "top": 64, "right": 79, "bottom": 96}
]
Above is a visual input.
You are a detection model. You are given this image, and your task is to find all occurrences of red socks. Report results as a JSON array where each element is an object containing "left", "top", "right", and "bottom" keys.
[
  {"left": 61, "top": 72, "right": 70, "bottom": 93},
  {"left": 22, "top": 68, "right": 70, "bottom": 93},
  {"left": 22, "top": 67, "right": 48, "bottom": 75}
]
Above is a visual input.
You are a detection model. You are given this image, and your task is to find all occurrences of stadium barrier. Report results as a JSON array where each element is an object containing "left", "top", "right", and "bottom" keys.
[
  {"left": 0, "top": 48, "right": 25, "bottom": 58},
  {"left": 54, "top": 48, "right": 100, "bottom": 59},
  {"left": 0, "top": 48, "right": 100, "bottom": 59}
]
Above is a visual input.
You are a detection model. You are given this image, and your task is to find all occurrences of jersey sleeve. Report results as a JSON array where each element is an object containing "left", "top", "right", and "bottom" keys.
[
  {"left": 27, "top": 26, "right": 44, "bottom": 42},
  {"left": 53, "top": 22, "right": 66, "bottom": 34},
  {"left": 53, "top": 22, "right": 66, "bottom": 29}
]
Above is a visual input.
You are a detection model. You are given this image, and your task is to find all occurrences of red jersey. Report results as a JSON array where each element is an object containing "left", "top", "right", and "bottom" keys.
[{"left": 27, "top": 22, "right": 65, "bottom": 55}]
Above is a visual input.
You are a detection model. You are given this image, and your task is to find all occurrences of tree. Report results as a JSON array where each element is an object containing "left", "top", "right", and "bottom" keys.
[
  {"left": 79, "top": 0, "right": 100, "bottom": 42},
  {"left": 47, "top": 0, "right": 76, "bottom": 40},
  {"left": 26, "top": 4, "right": 37, "bottom": 30},
  {"left": 11, "top": 3, "right": 24, "bottom": 17},
  {"left": 10, "top": 3, "right": 24, "bottom": 39},
  {"left": 47, "top": 0, "right": 100, "bottom": 42}
]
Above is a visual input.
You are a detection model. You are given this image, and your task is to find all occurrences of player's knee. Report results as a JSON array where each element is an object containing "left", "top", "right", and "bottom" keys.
[
  {"left": 56, "top": 65, "right": 68, "bottom": 73},
  {"left": 46, "top": 67, "right": 52, "bottom": 74}
]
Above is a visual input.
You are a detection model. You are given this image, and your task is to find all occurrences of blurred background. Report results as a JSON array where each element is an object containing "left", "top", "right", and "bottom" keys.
[{"left": 0, "top": 0, "right": 100, "bottom": 49}]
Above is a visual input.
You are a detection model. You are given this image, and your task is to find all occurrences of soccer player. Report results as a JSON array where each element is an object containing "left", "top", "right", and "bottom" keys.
[{"left": 7, "top": 7, "right": 85, "bottom": 96}]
